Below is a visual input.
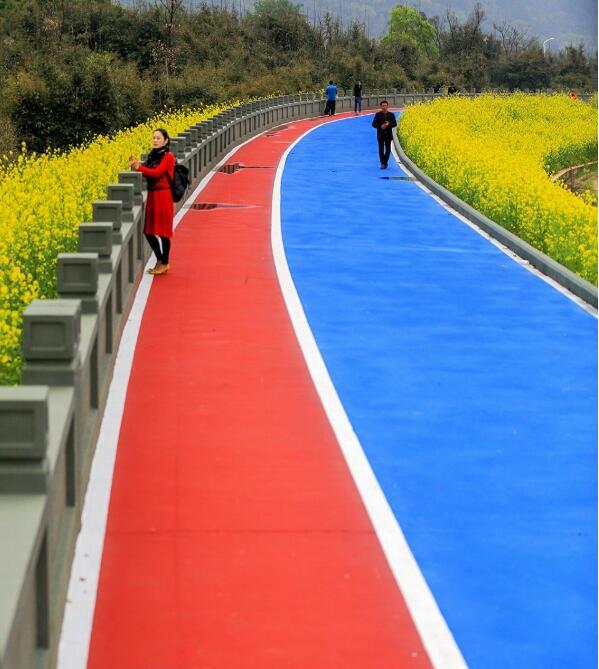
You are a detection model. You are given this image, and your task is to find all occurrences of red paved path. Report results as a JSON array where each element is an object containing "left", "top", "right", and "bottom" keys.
[{"left": 87, "top": 115, "right": 431, "bottom": 668}]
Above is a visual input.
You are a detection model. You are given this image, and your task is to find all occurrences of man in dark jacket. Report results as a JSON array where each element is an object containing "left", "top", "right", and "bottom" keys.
[
  {"left": 353, "top": 81, "right": 362, "bottom": 114},
  {"left": 371, "top": 100, "right": 397, "bottom": 169}
]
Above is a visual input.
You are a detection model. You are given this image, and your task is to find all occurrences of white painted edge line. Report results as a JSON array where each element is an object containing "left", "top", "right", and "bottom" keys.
[
  {"left": 390, "top": 144, "right": 598, "bottom": 318},
  {"left": 270, "top": 120, "right": 469, "bottom": 669},
  {"left": 56, "top": 130, "right": 265, "bottom": 669}
]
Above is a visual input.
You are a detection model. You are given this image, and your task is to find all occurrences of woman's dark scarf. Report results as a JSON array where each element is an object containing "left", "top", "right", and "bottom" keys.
[
  {"left": 143, "top": 145, "right": 170, "bottom": 190},
  {"left": 144, "top": 145, "right": 169, "bottom": 168}
]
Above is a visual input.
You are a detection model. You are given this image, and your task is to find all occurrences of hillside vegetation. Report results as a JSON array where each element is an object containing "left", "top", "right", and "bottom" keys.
[{"left": 0, "top": 0, "right": 596, "bottom": 154}]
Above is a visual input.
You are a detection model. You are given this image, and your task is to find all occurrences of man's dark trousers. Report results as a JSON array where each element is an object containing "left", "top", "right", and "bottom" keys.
[
  {"left": 378, "top": 137, "right": 392, "bottom": 166},
  {"left": 324, "top": 100, "right": 336, "bottom": 115}
]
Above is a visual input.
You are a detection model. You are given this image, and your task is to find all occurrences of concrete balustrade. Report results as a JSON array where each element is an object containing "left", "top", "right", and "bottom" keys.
[{"left": 0, "top": 90, "right": 459, "bottom": 669}]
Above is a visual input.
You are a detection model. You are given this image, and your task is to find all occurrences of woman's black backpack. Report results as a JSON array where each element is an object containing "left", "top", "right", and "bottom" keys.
[{"left": 167, "top": 162, "right": 190, "bottom": 203}]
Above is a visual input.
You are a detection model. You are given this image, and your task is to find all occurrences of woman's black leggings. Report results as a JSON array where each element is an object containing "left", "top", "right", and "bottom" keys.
[{"left": 145, "top": 234, "right": 171, "bottom": 264}]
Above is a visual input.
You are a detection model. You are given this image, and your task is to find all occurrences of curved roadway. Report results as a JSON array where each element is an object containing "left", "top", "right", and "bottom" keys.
[{"left": 62, "top": 112, "right": 597, "bottom": 669}]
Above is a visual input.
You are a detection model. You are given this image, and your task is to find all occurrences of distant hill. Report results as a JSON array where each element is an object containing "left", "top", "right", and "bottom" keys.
[{"left": 117, "top": 0, "right": 597, "bottom": 51}]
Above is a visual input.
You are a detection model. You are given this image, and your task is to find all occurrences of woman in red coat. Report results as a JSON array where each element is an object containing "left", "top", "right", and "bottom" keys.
[{"left": 129, "top": 128, "right": 175, "bottom": 275}]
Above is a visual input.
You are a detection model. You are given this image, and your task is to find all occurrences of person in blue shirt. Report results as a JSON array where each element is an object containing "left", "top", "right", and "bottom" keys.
[{"left": 324, "top": 80, "right": 337, "bottom": 116}]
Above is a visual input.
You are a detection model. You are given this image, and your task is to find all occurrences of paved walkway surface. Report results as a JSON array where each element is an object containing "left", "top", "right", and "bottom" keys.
[
  {"left": 84, "top": 114, "right": 431, "bottom": 669},
  {"left": 63, "top": 112, "right": 597, "bottom": 669},
  {"left": 281, "top": 115, "right": 597, "bottom": 668}
]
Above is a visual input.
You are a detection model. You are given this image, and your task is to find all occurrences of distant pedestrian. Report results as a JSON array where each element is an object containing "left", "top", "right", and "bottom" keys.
[
  {"left": 324, "top": 80, "right": 337, "bottom": 116},
  {"left": 371, "top": 100, "right": 397, "bottom": 169},
  {"left": 447, "top": 84, "right": 457, "bottom": 95},
  {"left": 569, "top": 90, "right": 578, "bottom": 100},
  {"left": 129, "top": 128, "right": 175, "bottom": 275},
  {"left": 353, "top": 81, "right": 363, "bottom": 114}
]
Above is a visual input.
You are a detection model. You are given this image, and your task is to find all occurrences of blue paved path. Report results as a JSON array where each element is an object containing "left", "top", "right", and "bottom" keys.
[{"left": 280, "top": 114, "right": 597, "bottom": 668}]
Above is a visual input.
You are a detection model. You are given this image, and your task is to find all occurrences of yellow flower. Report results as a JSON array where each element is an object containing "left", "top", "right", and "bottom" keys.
[
  {"left": 0, "top": 101, "right": 236, "bottom": 384},
  {"left": 399, "top": 92, "right": 597, "bottom": 285}
]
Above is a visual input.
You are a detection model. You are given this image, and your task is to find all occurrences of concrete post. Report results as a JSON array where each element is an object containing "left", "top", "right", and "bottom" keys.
[
  {"left": 78, "top": 223, "right": 113, "bottom": 273},
  {"left": 179, "top": 132, "right": 193, "bottom": 150},
  {"left": 0, "top": 386, "right": 50, "bottom": 493},
  {"left": 198, "top": 121, "right": 211, "bottom": 138},
  {"left": 22, "top": 300, "right": 81, "bottom": 362},
  {"left": 106, "top": 184, "right": 134, "bottom": 227},
  {"left": 21, "top": 299, "right": 82, "bottom": 387},
  {"left": 57, "top": 253, "right": 100, "bottom": 314},
  {"left": 93, "top": 200, "right": 123, "bottom": 246},
  {"left": 169, "top": 138, "right": 186, "bottom": 160},
  {"left": 118, "top": 172, "right": 143, "bottom": 207}
]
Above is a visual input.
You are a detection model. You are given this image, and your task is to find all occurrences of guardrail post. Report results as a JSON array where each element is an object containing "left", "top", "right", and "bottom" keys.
[
  {"left": 180, "top": 132, "right": 193, "bottom": 152},
  {"left": 115, "top": 174, "right": 144, "bottom": 278},
  {"left": 57, "top": 253, "right": 100, "bottom": 314},
  {"left": 0, "top": 386, "right": 50, "bottom": 493},
  {"left": 107, "top": 184, "right": 134, "bottom": 225},
  {"left": 104, "top": 186, "right": 132, "bottom": 315},
  {"left": 191, "top": 133, "right": 201, "bottom": 178},
  {"left": 202, "top": 120, "right": 213, "bottom": 136},
  {"left": 93, "top": 200, "right": 123, "bottom": 245},
  {"left": 78, "top": 222, "right": 113, "bottom": 273},
  {"left": 21, "top": 300, "right": 82, "bottom": 387},
  {"left": 118, "top": 172, "right": 143, "bottom": 207},
  {"left": 170, "top": 138, "right": 186, "bottom": 160}
]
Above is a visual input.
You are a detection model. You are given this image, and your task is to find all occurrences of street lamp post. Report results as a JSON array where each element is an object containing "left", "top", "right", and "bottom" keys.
[{"left": 542, "top": 37, "right": 556, "bottom": 56}]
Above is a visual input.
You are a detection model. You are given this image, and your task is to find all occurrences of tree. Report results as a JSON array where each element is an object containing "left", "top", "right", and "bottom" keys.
[
  {"left": 444, "top": 3, "right": 486, "bottom": 56},
  {"left": 493, "top": 48, "right": 551, "bottom": 90},
  {"left": 156, "top": 0, "right": 185, "bottom": 44},
  {"left": 385, "top": 5, "right": 438, "bottom": 59},
  {"left": 253, "top": 0, "right": 301, "bottom": 18},
  {"left": 493, "top": 20, "right": 529, "bottom": 55},
  {"left": 250, "top": 0, "right": 313, "bottom": 62}
]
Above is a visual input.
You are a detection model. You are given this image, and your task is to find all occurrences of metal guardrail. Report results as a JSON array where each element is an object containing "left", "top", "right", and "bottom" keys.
[
  {"left": 1, "top": 87, "right": 595, "bottom": 669},
  {"left": 393, "top": 132, "right": 598, "bottom": 308}
]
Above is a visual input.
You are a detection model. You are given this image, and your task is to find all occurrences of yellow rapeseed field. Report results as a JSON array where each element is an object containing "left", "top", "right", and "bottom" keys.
[
  {"left": 0, "top": 104, "right": 227, "bottom": 384},
  {"left": 398, "top": 93, "right": 598, "bottom": 286}
]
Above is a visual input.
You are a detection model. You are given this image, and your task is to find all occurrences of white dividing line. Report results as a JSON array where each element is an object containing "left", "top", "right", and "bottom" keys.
[
  {"left": 390, "top": 143, "right": 597, "bottom": 318},
  {"left": 56, "top": 132, "right": 267, "bottom": 669},
  {"left": 270, "top": 123, "right": 469, "bottom": 669}
]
